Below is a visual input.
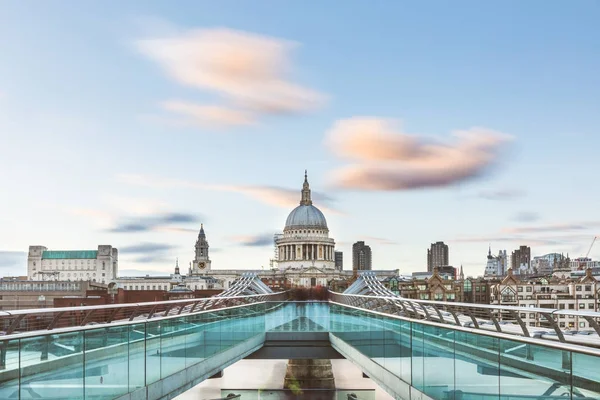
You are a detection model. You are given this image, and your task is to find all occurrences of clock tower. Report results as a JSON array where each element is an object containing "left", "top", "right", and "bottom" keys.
[{"left": 192, "top": 224, "right": 211, "bottom": 275}]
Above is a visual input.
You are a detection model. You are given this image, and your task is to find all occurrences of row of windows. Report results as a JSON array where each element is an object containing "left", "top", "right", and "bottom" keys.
[
  {"left": 0, "top": 282, "right": 82, "bottom": 291},
  {"left": 515, "top": 285, "right": 594, "bottom": 292},
  {"left": 121, "top": 284, "right": 210, "bottom": 290}
]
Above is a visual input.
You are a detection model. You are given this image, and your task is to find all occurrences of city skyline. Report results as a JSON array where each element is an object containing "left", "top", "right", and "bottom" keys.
[{"left": 1, "top": 1, "right": 600, "bottom": 279}]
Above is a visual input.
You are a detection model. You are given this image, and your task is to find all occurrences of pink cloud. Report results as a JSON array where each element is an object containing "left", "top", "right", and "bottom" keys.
[
  {"left": 162, "top": 101, "right": 255, "bottom": 126},
  {"left": 325, "top": 118, "right": 512, "bottom": 191},
  {"left": 116, "top": 174, "right": 341, "bottom": 214},
  {"left": 137, "top": 28, "right": 326, "bottom": 126}
]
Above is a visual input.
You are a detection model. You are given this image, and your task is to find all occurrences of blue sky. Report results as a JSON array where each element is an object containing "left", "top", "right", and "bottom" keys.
[{"left": 1, "top": 1, "right": 599, "bottom": 278}]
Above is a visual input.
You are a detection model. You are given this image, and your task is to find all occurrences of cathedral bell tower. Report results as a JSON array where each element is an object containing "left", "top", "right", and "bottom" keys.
[{"left": 191, "top": 224, "right": 211, "bottom": 275}]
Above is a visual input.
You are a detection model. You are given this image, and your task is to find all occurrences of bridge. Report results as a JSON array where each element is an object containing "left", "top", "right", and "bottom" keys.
[{"left": 1, "top": 272, "right": 599, "bottom": 400}]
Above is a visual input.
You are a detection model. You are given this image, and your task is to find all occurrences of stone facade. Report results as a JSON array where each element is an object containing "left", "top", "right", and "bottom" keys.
[{"left": 27, "top": 245, "right": 118, "bottom": 284}]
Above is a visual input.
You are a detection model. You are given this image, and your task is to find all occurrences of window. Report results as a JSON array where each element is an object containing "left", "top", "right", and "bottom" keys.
[
  {"left": 475, "top": 286, "right": 480, "bottom": 292},
  {"left": 520, "top": 313, "right": 526, "bottom": 318},
  {"left": 576, "top": 286, "right": 582, "bottom": 291},
  {"left": 482, "top": 286, "right": 486, "bottom": 292},
  {"left": 464, "top": 280, "right": 472, "bottom": 292},
  {"left": 585, "top": 285, "right": 592, "bottom": 291},
  {"left": 579, "top": 303, "right": 585, "bottom": 309},
  {"left": 559, "top": 304, "right": 565, "bottom": 309},
  {"left": 529, "top": 313, "right": 535, "bottom": 318},
  {"left": 501, "top": 287, "right": 516, "bottom": 302},
  {"left": 434, "top": 293, "right": 443, "bottom": 300},
  {"left": 526, "top": 287, "right": 532, "bottom": 292},
  {"left": 569, "top": 304, "right": 575, "bottom": 309},
  {"left": 559, "top": 322, "right": 565, "bottom": 328},
  {"left": 579, "top": 322, "right": 586, "bottom": 328},
  {"left": 589, "top": 303, "right": 594, "bottom": 309}
]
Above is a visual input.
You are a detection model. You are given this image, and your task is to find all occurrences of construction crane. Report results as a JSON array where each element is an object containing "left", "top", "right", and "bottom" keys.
[
  {"left": 577, "top": 236, "right": 597, "bottom": 270},
  {"left": 585, "top": 236, "right": 597, "bottom": 258}
]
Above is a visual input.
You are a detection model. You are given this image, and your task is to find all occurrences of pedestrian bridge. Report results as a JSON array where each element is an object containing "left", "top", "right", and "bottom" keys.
[{"left": 1, "top": 274, "right": 599, "bottom": 400}]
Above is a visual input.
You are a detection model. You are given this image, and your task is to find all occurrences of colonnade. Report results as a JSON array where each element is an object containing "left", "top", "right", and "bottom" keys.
[{"left": 278, "top": 243, "right": 335, "bottom": 261}]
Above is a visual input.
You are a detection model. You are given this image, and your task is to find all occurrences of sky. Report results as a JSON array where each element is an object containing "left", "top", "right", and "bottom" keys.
[{"left": 1, "top": 1, "right": 599, "bottom": 279}]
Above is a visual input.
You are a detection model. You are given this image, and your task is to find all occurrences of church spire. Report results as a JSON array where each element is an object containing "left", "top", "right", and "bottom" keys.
[
  {"left": 199, "top": 223, "right": 205, "bottom": 237},
  {"left": 300, "top": 170, "right": 313, "bottom": 206},
  {"left": 174, "top": 257, "right": 180, "bottom": 275}
]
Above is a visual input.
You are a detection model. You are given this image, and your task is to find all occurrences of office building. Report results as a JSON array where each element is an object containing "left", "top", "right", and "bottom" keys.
[
  {"left": 335, "top": 251, "right": 343, "bottom": 271},
  {"left": 427, "top": 241, "right": 449, "bottom": 272},
  {"left": 352, "top": 241, "right": 372, "bottom": 273}
]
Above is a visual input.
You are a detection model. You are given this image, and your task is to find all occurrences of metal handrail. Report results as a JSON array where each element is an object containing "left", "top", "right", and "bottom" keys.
[
  {"left": 329, "top": 299, "right": 600, "bottom": 357},
  {"left": 0, "top": 291, "right": 288, "bottom": 337},
  {"left": 332, "top": 291, "right": 600, "bottom": 316},
  {"left": 329, "top": 291, "right": 600, "bottom": 346}
]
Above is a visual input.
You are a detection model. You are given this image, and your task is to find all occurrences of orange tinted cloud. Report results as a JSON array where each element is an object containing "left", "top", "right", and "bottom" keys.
[
  {"left": 137, "top": 28, "right": 325, "bottom": 126},
  {"left": 326, "top": 118, "right": 512, "bottom": 190},
  {"left": 162, "top": 101, "right": 255, "bottom": 126}
]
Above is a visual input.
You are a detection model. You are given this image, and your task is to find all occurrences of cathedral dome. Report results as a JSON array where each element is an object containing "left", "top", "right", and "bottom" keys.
[
  {"left": 285, "top": 204, "right": 328, "bottom": 230},
  {"left": 284, "top": 171, "right": 328, "bottom": 231}
]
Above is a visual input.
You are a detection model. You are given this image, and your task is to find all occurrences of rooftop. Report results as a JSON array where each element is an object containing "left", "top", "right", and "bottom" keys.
[{"left": 42, "top": 250, "right": 98, "bottom": 259}]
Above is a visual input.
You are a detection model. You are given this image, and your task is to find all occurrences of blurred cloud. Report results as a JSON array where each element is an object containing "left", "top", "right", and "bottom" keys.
[
  {"left": 325, "top": 118, "right": 512, "bottom": 191},
  {"left": 363, "top": 236, "right": 398, "bottom": 245},
  {"left": 452, "top": 220, "right": 600, "bottom": 248},
  {"left": 501, "top": 221, "right": 600, "bottom": 234},
  {"left": 229, "top": 233, "right": 274, "bottom": 247},
  {"left": 0, "top": 251, "right": 27, "bottom": 269},
  {"left": 478, "top": 189, "right": 525, "bottom": 200},
  {"left": 136, "top": 27, "right": 325, "bottom": 126},
  {"left": 512, "top": 211, "right": 541, "bottom": 223},
  {"left": 120, "top": 243, "right": 176, "bottom": 254},
  {"left": 109, "top": 212, "right": 201, "bottom": 233},
  {"left": 0, "top": 251, "right": 27, "bottom": 278},
  {"left": 116, "top": 173, "right": 341, "bottom": 214},
  {"left": 162, "top": 101, "right": 255, "bottom": 126},
  {"left": 119, "top": 243, "right": 178, "bottom": 264}
]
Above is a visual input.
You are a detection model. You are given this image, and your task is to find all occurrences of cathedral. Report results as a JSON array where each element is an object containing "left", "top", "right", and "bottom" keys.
[
  {"left": 113, "top": 172, "right": 397, "bottom": 291},
  {"left": 275, "top": 171, "right": 336, "bottom": 271}
]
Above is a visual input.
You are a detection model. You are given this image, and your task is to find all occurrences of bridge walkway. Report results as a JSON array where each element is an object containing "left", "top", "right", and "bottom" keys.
[{"left": 1, "top": 296, "right": 599, "bottom": 400}]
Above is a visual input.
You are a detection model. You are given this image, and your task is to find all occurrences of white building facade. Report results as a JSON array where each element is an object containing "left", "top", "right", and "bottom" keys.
[
  {"left": 27, "top": 245, "right": 118, "bottom": 284},
  {"left": 484, "top": 247, "right": 508, "bottom": 278}
]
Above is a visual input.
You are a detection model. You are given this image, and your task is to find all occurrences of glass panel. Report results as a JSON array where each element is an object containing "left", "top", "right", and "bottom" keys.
[
  {"left": 146, "top": 320, "right": 161, "bottom": 384},
  {"left": 455, "top": 331, "right": 499, "bottom": 399},
  {"left": 85, "top": 325, "right": 129, "bottom": 399},
  {"left": 20, "top": 332, "right": 84, "bottom": 400},
  {"left": 383, "top": 317, "right": 402, "bottom": 381},
  {"left": 572, "top": 352, "right": 600, "bottom": 400},
  {"left": 411, "top": 322, "right": 424, "bottom": 392},
  {"left": 499, "top": 338, "right": 571, "bottom": 400},
  {"left": 160, "top": 317, "right": 186, "bottom": 378},
  {"left": 422, "top": 325, "right": 455, "bottom": 400},
  {"left": 129, "top": 323, "right": 146, "bottom": 391},
  {"left": 0, "top": 339, "right": 20, "bottom": 399},
  {"left": 203, "top": 311, "right": 221, "bottom": 358},
  {"left": 185, "top": 312, "right": 205, "bottom": 368}
]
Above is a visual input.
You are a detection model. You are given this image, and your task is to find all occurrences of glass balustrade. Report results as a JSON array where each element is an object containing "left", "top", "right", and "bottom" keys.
[{"left": 0, "top": 302, "right": 598, "bottom": 400}]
